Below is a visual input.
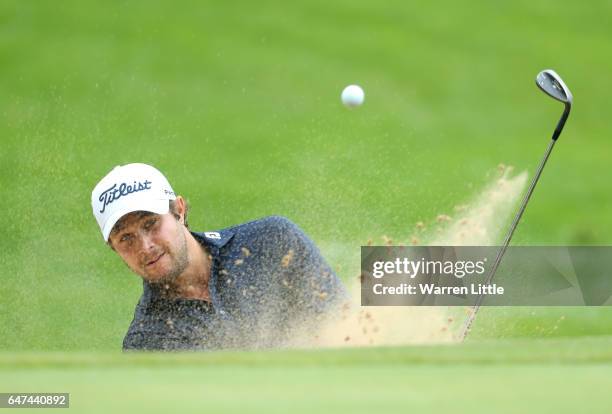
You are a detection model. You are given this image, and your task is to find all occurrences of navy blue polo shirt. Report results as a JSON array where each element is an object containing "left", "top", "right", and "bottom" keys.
[{"left": 123, "top": 216, "right": 349, "bottom": 351}]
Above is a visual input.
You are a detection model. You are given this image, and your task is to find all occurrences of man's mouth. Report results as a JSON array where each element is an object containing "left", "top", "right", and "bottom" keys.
[{"left": 146, "top": 252, "right": 165, "bottom": 266}]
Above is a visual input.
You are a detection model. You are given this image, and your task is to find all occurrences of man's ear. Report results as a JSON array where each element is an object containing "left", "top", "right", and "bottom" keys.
[{"left": 173, "top": 196, "right": 186, "bottom": 224}]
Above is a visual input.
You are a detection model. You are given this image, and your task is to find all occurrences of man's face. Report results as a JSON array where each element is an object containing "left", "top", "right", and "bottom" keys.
[{"left": 108, "top": 212, "right": 189, "bottom": 283}]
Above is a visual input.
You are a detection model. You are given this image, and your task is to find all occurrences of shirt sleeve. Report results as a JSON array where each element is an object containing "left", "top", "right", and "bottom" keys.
[{"left": 263, "top": 216, "right": 351, "bottom": 328}]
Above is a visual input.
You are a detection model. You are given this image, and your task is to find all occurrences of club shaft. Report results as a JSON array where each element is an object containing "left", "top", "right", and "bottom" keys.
[{"left": 459, "top": 138, "right": 557, "bottom": 341}]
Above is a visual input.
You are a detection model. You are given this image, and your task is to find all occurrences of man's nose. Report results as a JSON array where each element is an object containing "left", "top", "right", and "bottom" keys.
[{"left": 138, "top": 232, "right": 156, "bottom": 253}]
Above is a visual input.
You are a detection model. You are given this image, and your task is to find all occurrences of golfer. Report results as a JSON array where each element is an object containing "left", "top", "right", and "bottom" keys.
[{"left": 91, "top": 163, "right": 349, "bottom": 351}]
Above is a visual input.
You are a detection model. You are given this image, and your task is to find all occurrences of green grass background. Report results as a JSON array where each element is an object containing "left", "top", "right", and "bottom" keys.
[{"left": 1, "top": 0, "right": 612, "bottom": 411}]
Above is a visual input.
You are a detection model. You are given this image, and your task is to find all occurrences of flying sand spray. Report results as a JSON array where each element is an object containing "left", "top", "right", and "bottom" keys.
[{"left": 303, "top": 70, "right": 573, "bottom": 348}]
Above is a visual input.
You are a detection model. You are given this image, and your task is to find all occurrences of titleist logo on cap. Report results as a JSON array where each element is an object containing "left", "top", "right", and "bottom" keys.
[{"left": 98, "top": 180, "right": 152, "bottom": 213}]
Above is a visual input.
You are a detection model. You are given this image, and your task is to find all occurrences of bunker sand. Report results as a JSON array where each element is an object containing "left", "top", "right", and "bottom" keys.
[{"left": 300, "top": 166, "right": 528, "bottom": 348}]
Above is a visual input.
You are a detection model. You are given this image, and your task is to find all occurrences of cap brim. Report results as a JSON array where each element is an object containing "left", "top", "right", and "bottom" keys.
[{"left": 101, "top": 199, "right": 170, "bottom": 241}]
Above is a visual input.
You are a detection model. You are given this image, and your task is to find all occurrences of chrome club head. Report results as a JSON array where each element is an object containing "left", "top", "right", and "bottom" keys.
[
  {"left": 535, "top": 69, "right": 573, "bottom": 141},
  {"left": 536, "top": 69, "right": 573, "bottom": 106}
]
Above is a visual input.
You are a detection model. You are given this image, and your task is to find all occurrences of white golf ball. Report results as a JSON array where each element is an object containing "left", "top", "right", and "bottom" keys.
[{"left": 341, "top": 84, "right": 365, "bottom": 107}]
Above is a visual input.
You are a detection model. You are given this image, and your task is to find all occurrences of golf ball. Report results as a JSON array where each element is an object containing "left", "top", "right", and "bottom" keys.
[{"left": 341, "top": 85, "right": 364, "bottom": 107}]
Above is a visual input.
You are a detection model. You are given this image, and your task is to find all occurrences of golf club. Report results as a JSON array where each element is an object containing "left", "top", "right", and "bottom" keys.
[{"left": 459, "top": 69, "right": 573, "bottom": 341}]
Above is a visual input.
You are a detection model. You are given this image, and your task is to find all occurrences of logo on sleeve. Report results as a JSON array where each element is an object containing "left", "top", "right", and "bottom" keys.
[{"left": 204, "top": 232, "right": 221, "bottom": 240}]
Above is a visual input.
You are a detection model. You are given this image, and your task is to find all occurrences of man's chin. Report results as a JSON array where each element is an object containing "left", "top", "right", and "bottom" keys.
[
  {"left": 136, "top": 252, "right": 187, "bottom": 285},
  {"left": 143, "top": 269, "right": 178, "bottom": 284},
  {"left": 140, "top": 255, "right": 172, "bottom": 281}
]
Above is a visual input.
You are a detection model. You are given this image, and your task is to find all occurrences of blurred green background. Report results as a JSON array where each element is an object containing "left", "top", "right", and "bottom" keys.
[
  {"left": 2, "top": 1, "right": 612, "bottom": 407},
  {"left": 2, "top": 0, "right": 612, "bottom": 351}
]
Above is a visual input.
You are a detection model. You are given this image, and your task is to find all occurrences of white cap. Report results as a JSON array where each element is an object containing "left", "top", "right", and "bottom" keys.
[{"left": 91, "top": 163, "right": 176, "bottom": 241}]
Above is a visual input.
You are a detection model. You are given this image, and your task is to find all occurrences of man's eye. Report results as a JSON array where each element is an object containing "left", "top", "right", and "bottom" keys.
[
  {"left": 144, "top": 218, "right": 157, "bottom": 230},
  {"left": 120, "top": 234, "right": 133, "bottom": 243}
]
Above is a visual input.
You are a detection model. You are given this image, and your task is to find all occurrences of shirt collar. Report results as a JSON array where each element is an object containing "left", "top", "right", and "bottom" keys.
[{"left": 191, "top": 228, "right": 235, "bottom": 250}]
